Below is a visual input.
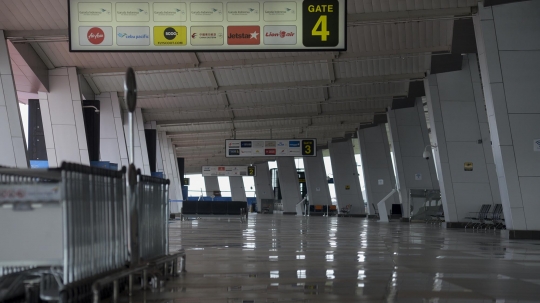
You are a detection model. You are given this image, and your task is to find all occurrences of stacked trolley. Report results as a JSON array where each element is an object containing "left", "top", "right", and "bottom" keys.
[{"left": 0, "top": 68, "right": 185, "bottom": 303}]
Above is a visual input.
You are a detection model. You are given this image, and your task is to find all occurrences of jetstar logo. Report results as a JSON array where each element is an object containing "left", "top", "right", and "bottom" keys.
[
  {"left": 227, "top": 26, "right": 260, "bottom": 45},
  {"left": 87, "top": 27, "right": 105, "bottom": 44}
]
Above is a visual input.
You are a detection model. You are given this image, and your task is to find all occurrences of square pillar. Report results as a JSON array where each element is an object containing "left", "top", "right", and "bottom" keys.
[
  {"left": 358, "top": 124, "right": 397, "bottom": 215},
  {"left": 424, "top": 54, "right": 500, "bottom": 223},
  {"left": 474, "top": 1, "right": 540, "bottom": 233},
  {"left": 303, "top": 151, "right": 332, "bottom": 207},
  {"left": 276, "top": 157, "right": 302, "bottom": 214},
  {"left": 230, "top": 176, "right": 247, "bottom": 201},
  {"left": 0, "top": 31, "right": 28, "bottom": 168},
  {"left": 329, "top": 139, "right": 365, "bottom": 215},
  {"left": 38, "top": 67, "right": 89, "bottom": 167},
  {"left": 97, "top": 92, "right": 128, "bottom": 167}
]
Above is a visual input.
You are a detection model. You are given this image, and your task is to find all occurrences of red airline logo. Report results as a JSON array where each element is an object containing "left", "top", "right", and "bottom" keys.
[
  {"left": 265, "top": 149, "right": 276, "bottom": 155},
  {"left": 87, "top": 27, "right": 105, "bottom": 45},
  {"left": 227, "top": 26, "right": 260, "bottom": 45}
]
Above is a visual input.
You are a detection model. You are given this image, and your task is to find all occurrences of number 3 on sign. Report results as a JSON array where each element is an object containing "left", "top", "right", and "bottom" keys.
[
  {"left": 305, "top": 144, "right": 312, "bottom": 155},
  {"left": 312, "top": 15, "right": 329, "bottom": 41}
]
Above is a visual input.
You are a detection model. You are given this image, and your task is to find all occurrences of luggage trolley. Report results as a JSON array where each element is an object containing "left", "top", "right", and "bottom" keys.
[{"left": 0, "top": 163, "right": 129, "bottom": 302}]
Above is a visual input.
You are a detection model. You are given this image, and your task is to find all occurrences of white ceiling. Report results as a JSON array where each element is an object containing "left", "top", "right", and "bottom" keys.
[{"left": 0, "top": 0, "right": 479, "bottom": 173}]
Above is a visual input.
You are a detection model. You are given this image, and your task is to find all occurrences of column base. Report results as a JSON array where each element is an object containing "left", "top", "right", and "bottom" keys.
[
  {"left": 501, "top": 230, "right": 540, "bottom": 240},
  {"left": 283, "top": 212, "right": 297, "bottom": 215},
  {"left": 445, "top": 222, "right": 468, "bottom": 228},
  {"left": 367, "top": 215, "right": 379, "bottom": 219}
]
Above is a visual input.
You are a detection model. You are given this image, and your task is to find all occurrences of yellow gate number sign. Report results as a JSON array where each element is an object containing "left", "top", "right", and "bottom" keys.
[
  {"left": 303, "top": 1, "right": 339, "bottom": 47},
  {"left": 247, "top": 166, "right": 256, "bottom": 176},
  {"left": 302, "top": 140, "right": 315, "bottom": 156}
]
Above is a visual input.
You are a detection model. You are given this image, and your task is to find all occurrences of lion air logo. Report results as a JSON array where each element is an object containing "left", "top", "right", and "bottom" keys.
[{"left": 87, "top": 27, "right": 105, "bottom": 45}]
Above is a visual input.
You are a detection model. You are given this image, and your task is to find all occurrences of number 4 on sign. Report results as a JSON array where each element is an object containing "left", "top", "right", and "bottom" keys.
[{"left": 312, "top": 15, "right": 329, "bottom": 41}]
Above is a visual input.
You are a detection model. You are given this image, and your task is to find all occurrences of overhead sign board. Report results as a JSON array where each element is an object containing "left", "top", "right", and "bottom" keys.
[
  {"left": 68, "top": 0, "right": 346, "bottom": 51},
  {"left": 202, "top": 165, "right": 256, "bottom": 176},
  {"left": 225, "top": 139, "right": 316, "bottom": 157}
]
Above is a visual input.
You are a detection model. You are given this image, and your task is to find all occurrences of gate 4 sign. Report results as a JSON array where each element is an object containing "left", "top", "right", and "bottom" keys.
[{"left": 302, "top": 1, "right": 340, "bottom": 47}]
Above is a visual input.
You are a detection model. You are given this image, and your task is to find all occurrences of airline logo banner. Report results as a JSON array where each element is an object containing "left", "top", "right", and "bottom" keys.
[
  {"left": 69, "top": 0, "right": 345, "bottom": 51},
  {"left": 226, "top": 139, "right": 316, "bottom": 157},
  {"left": 202, "top": 166, "right": 256, "bottom": 176}
]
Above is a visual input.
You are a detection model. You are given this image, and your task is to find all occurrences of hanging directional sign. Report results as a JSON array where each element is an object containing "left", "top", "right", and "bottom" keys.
[
  {"left": 225, "top": 139, "right": 317, "bottom": 157},
  {"left": 68, "top": 0, "right": 346, "bottom": 52},
  {"left": 202, "top": 165, "right": 257, "bottom": 176}
]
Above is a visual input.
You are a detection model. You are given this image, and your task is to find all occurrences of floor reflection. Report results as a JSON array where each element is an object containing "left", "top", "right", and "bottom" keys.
[{"left": 122, "top": 214, "right": 540, "bottom": 302}]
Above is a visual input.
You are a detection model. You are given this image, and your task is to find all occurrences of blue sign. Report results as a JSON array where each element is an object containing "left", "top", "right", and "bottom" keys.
[
  {"left": 151, "top": 172, "right": 165, "bottom": 178},
  {"left": 30, "top": 160, "right": 49, "bottom": 169},
  {"left": 241, "top": 141, "right": 252, "bottom": 148},
  {"left": 289, "top": 141, "right": 300, "bottom": 148},
  {"left": 91, "top": 161, "right": 110, "bottom": 169},
  {"left": 109, "top": 163, "right": 118, "bottom": 171},
  {"left": 229, "top": 149, "right": 240, "bottom": 155}
]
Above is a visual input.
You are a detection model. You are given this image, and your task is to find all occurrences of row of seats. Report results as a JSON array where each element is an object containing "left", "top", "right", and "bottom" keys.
[
  {"left": 309, "top": 205, "right": 338, "bottom": 215},
  {"left": 182, "top": 201, "right": 247, "bottom": 216}
]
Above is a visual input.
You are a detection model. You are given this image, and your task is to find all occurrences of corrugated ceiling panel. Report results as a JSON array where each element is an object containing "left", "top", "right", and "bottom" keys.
[
  {"left": 321, "top": 99, "right": 392, "bottom": 113},
  {"left": 160, "top": 123, "right": 232, "bottom": 133},
  {"left": 197, "top": 52, "right": 332, "bottom": 62},
  {"left": 347, "top": 0, "right": 477, "bottom": 14},
  {"left": 37, "top": 42, "right": 193, "bottom": 69},
  {"left": 0, "top": 0, "right": 67, "bottom": 30},
  {"left": 91, "top": 71, "right": 210, "bottom": 92},
  {"left": 347, "top": 20, "right": 453, "bottom": 52},
  {"left": 228, "top": 88, "right": 323, "bottom": 106},
  {"left": 329, "top": 82, "right": 408, "bottom": 98},
  {"left": 233, "top": 104, "right": 318, "bottom": 118},
  {"left": 138, "top": 94, "right": 224, "bottom": 109},
  {"left": 334, "top": 54, "right": 428, "bottom": 78},
  {"left": 214, "top": 62, "right": 326, "bottom": 86},
  {"left": 144, "top": 109, "right": 230, "bottom": 122}
]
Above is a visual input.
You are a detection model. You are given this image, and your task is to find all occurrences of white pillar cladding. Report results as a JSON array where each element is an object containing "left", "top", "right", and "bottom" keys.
[
  {"left": 276, "top": 157, "right": 302, "bottom": 214},
  {"left": 329, "top": 139, "right": 365, "bottom": 215},
  {"left": 39, "top": 67, "right": 89, "bottom": 167},
  {"left": 424, "top": 55, "right": 500, "bottom": 223},
  {"left": 204, "top": 176, "right": 220, "bottom": 197},
  {"left": 387, "top": 99, "right": 439, "bottom": 218},
  {"left": 357, "top": 124, "right": 398, "bottom": 215},
  {"left": 303, "top": 151, "right": 332, "bottom": 206},
  {"left": 158, "top": 132, "right": 182, "bottom": 212},
  {"left": 230, "top": 176, "right": 247, "bottom": 201},
  {"left": 254, "top": 162, "right": 273, "bottom": 207},
  {"left": 473, "top": 1, "right": 540, "bottom": 232},
  {"left": 122, "top": 108, "right": 150, "bottom": 175},
  {"left": 96, "top": 92, "right": 128, "bottom": 167},
  {"left": 0, "top": 31, "right": 28, "bottom": 168}
]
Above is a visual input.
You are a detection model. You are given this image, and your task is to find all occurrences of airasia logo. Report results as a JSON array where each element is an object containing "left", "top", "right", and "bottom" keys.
[{"left": 87, "top": 27, "right": 105, "bottom": 44}]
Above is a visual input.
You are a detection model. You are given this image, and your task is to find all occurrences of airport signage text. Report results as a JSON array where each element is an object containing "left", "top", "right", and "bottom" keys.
[{"left": 225, "top": 139, "right": 316, "bottom": 157}]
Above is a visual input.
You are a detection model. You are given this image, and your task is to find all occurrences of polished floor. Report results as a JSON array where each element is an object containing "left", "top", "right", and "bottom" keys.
[{"left": 125, "top": 214, "right": 540, "bottom": 302}]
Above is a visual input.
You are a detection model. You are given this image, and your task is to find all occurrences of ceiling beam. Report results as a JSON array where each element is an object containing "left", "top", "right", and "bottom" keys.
[
  {"left": 348, "top": 7, "right": 472, "bottom": 23},
  {"left": 143, "top": 93, "right": 398, "bottom": 114},
  {"left": 157, "top": 108, "right": 381, "bottom": 126},
  {"left": 121, "top": 73, "right": 423, "bottom": 99}
]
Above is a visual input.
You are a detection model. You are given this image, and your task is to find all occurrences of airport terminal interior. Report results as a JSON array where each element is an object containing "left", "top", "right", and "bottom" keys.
[{"left": 1, "top": 0, "right": 540, "bottom": 302}]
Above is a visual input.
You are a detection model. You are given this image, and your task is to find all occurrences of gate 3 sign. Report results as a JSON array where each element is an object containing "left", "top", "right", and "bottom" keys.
[
  {"left": 68, "top": 0, "right": 346, "bottom": 51},
  {"left": 226, "top": 139, "right": 316, "bottom": 157}
]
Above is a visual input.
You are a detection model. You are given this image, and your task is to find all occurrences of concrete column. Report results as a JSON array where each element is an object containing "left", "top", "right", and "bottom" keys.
[
  {"left": 329, "top": 139, "right": 365, "bottom": 215},
  {"left": 204, "top": 176, "right": 220, "bottom": 197},
  {"left": 97, "top": 92, "right": 128, "bottom": 167},
  {"left": 358, "top": 124, "right": 398, "bottom": 215},
  {"left": 303, "top": 151, "right": 332, "bottom": 206},
  {"left": 254, "top": 162, "right": 273, "bottom": 207},
  {"left": 425, "top": 54, "right": 500, "bottom": 223},
  {"left": 122, "top": 108, "right": 150, "bottom": 175},
  {"left": 473, "top": 1, "right": 540, "bottom": 234},
  {"left": 0, "top": 31, "right": 28, "bottom": 168},
  {"left": 387, "top": 99, "right": 439, "bottom": 217},
  {"left": 158, "top": 132, "right": 182, "bottom": 212},
  {"left": 276, "top": 157, "right": 302, "bottom": 214},
  {"left": 230, "top": 176, "right": 247, "bottom": 201},
  {"left": 39, "top": 67, "right": 89, "bottom": 167}
]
